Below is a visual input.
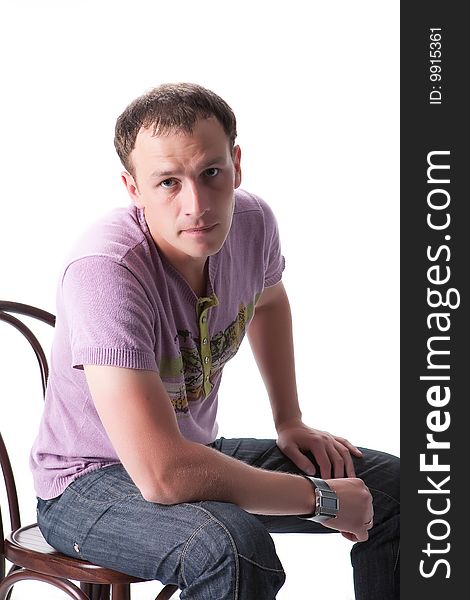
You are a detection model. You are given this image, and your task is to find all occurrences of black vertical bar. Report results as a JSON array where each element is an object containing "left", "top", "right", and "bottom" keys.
[{"left": 401, "top": 2, "right": 467, "bottom": 597}]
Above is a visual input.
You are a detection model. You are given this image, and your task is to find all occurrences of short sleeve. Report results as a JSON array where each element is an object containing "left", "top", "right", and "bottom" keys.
[
  {"left": 257, "top": 196, "right": 286, "bottom": 287},
  {"left": 61, "top": 256, "right": 158, "bottom": 371}
]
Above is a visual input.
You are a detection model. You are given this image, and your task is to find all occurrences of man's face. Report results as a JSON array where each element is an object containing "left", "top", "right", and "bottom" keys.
[{"left": 122, "top": 117, "right": 241, "bottom": 272}]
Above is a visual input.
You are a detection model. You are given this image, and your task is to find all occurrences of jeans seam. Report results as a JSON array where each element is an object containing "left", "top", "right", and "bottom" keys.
[
  {"left": 181, "top": 504, "right": 240, "bottom": 600},
  {"left": 180, "top": 519, "right": 214, "bottom": 587},
  {"left": 394, "top": 544, "right": 400, "bottom": 572},
  {"left": 238, "top": 553, "right": 285, "bottom": 573}
]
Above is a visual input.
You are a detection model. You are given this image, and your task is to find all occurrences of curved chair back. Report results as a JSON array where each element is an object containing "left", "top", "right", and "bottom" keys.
[{"left": 0, "top": 301, "right": 55, "bottom": 577}]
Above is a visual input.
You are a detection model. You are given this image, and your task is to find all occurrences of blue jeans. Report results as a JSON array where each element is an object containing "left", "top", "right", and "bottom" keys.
[{"left": 37, "top": 438, "right": 400, "bottom": 599}]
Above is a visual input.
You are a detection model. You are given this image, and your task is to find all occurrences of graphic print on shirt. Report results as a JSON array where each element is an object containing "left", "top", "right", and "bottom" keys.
[{"left": 158, "top": 299, "right": 257, "bottom": 415}]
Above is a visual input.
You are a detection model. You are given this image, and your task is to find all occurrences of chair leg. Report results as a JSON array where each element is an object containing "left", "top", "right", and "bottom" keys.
[
  {"left": 155, "top": 584, "right": 179, "bottom": 600},
  {"left": 81, "top": 582, "right": 111, "bottom": 599},
  {"left": 98, "top": 584, "right": 111, "bottom": 599},
  {"left": 111, "top": 583, "right": 131, "bottom": 600}
]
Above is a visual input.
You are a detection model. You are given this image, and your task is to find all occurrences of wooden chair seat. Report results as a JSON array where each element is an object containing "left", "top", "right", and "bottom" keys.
[
  {"left": 5, "top": 523, "right": 144, "bottom": 584},
  {"left": 1, "top": 522, "right": 180, "bottom": 599}
]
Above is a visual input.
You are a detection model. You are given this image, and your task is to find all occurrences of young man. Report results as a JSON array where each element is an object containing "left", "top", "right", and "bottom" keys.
[{"left": 31, "top": 83, "right": 399, "bottom": 599}]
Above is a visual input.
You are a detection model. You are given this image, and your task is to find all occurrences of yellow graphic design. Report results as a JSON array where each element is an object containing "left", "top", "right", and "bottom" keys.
[{"left": 158, "top": 299, "right": 256, "bottom": 414}]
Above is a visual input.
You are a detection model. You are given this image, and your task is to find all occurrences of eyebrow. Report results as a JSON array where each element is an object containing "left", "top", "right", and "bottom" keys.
[{"left": 150, "top": 156, "right": 227, "bottom": 179}]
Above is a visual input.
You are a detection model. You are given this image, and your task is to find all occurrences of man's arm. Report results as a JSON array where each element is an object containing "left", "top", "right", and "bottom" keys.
[
  {"left": 84, "top": 364, "right": 372, "bottom": 541},
  {"left": 247, "top": 281, "right": 363, "bottom": 479},
  {"left": 85, "top": 364, "right": 313, "bottom": 513}
]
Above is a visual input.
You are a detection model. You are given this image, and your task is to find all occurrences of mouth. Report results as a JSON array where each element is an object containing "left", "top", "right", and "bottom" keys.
[{"left": 182, "top": 224, "right": 217, "bottom": 234}]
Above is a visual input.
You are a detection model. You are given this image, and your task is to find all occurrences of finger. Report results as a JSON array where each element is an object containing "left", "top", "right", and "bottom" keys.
[
  {"left": 282, "top": 445, "right": 317, "bottom": 476},
  {"left": 350, "top": 527, "right": 369, "bottom": 543},
  {"left": 313, "top": 447, "right": 332, "bottom": 479},
  {"left": 334, "top": 436, "right": 363, "bottom": 458},
  {"left": 340, "top": 529, "right": 368, "bottom": 542},
  {"left": 324, "top": 439, "right": 358, "bottom": 478},
  {"left": 298, "top": 435, "right": 334, "bottom": 479},
  {"left": 344, "top": 460, "right": 356, "bottom": 478},
  {"left": 332, "top": 442, "right": 356, "bottom": 478},
  {"left": 324, "top": 445, "right": 347, "bottom": 479}
]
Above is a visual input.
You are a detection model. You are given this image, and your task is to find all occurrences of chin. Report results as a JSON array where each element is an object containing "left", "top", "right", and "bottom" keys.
[
  {"left": 183, "top": 233, "right": 227, "bottom": 257},
  {"left": 185, "top": 242, "right": 222, "bottom": 258}
]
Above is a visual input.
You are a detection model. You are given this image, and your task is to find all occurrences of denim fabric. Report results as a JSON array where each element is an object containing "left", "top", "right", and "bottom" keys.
[{"left": 37, "top": 439, "right": 399, "bottom": 599}]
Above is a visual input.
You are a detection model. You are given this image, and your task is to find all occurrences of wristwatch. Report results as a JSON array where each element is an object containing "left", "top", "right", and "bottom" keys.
[{"left": 299, "top": 476, "right": 339, "bottom": 522}]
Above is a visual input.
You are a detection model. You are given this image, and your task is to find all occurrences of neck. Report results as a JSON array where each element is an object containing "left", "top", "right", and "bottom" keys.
[
  {"left": 182, "top": 259, "right": 209, "bottom": 297},
  {"left": 160, "top": 247, "right": 208, "bottom": 297}
]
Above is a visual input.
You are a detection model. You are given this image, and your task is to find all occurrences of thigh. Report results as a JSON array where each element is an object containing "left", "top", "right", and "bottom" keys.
[
  {"left": 37, "top": 464, "right": 284, "bottom": 587},
  {"left": 38, "top": 464, "right": 193, "bottom": 580}
]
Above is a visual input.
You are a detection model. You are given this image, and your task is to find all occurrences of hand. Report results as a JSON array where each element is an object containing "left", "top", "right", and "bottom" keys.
[
  {"left": 321, "top": 478, "right": 374, "bottom": 542},
  {"left": 276, "top": 419, "right": 363, "bottom": 478}
]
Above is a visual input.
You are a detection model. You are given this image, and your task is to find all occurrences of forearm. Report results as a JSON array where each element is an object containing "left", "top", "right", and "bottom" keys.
[
  {"left": 160, "top": 441, "right": 374, "bottom": 542},
  {"left": 155, "top": 439, "right": 315, "bottom": 516},
  {"left": 247, "top": 285, "right": 302, "bottom": 431}
]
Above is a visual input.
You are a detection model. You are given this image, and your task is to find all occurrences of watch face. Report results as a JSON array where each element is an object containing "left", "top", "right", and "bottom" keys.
[{"left": 321, "top": 497, "right": 338, "bottom": 510}]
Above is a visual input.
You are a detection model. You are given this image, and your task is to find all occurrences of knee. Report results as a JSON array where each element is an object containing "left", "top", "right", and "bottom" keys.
[
  {"left": 359, "top": 448, "right": 400, "bottom": 501},
  {"left": 181, "top": 502, "right": 285, "bottom": 592},
  {"left": 355, "top": 448, "right": 400, "bottom": 525},
  {"left": 187, "top": 501, "right": 282, "bottom": 566},
  {"left": 228, "top": 505, "right": 281, "bottom": 565},
  {"left": 179, "top": 515, "right": 235, "bottom": 587}
]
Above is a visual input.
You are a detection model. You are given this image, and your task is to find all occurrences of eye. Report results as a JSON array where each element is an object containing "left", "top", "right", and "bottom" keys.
[
  {"left": 204, "top": 167, "right": 219, "bottom": 178},
  {"left": 160, "top": 178, "right": 176, "bottom": 189}
]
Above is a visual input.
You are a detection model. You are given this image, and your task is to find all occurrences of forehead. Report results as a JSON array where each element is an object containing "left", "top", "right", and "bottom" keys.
[{"left": 133, "top": 117, "right": 231, "bottom": 167}]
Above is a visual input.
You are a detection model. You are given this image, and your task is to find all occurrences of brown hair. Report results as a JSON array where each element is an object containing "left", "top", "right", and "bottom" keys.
[{"left": 114, "top": 82, "right": 237, "bottom": 176}]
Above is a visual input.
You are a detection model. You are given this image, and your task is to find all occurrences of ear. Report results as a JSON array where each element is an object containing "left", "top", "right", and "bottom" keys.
[
  {"left": 121, "top": 171, "right": 144, "bottom": 209},
  {"left": 232, "top": 145, "right": 242, "bottom": 189}
]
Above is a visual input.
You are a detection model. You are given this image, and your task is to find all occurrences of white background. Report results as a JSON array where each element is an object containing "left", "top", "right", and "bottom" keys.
[{"left": 0, "top": 1, "right": 399, "bottom": 598}]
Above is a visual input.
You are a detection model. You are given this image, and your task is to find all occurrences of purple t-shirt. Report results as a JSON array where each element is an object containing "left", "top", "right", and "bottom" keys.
[{"left": 30, "top": 188, "right": 285, "bottom": 499}]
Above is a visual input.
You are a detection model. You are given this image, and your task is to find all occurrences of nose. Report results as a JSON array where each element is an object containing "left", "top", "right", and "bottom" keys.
[{"left": 182, "top": 181, "right": 209, "bottom": 217}]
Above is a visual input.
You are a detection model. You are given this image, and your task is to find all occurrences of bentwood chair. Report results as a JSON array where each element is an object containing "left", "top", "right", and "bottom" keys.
[{"left": 0, "top": 301, "right": 179, "bottom": 600}]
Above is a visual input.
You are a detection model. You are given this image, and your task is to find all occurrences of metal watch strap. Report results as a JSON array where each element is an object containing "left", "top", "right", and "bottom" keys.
[
  {"left": 300, "top": 476, "right": 339, "bottom": 522},
  {"left": 307, "top": 476, "right": 333, "bottom": 494}
]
